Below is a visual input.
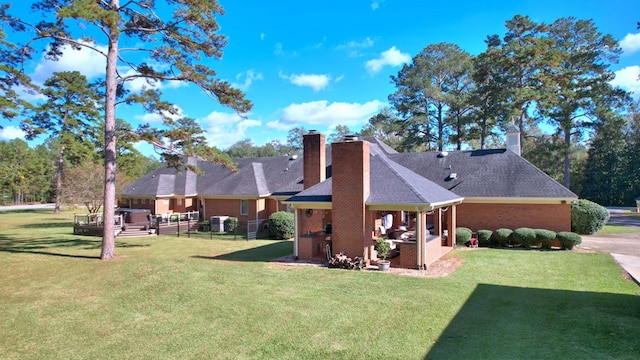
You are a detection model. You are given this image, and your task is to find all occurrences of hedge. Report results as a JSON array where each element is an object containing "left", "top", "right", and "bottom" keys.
[
  {"left": 456, "top": 227, "right": 472, "bottom": 246},
  {"left": 557, "top": 231, "right": 582, "bottom": 250},
  {"left": 268, "top": 211, "right": 295, "bottom": 239},
  {"left": 494, "top": 228, "right": 513, "bottom": 247},
  {"left": 512, "top": 227, "right": 536, "bottom": 247},
  {"left": 534, "top": 229, "right": 557, "bottom": 249},
  {"left": 477, "top": 230, "right": 493, "bottom": 247},
  {"left": 571, "top": 199, "right": 609, "bottom": 235}
]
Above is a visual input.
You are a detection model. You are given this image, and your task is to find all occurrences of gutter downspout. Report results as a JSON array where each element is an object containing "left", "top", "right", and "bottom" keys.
[
  {"left": 415, "top": 207, "right": 421, "bottom": 270},
  {"left": 294, "top": 209, "right": 299, "bottom": 259}
]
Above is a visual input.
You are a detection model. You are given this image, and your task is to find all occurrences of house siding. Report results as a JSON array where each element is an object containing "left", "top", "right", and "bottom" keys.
[{"left": 456, "top": 202, "right": 571, "bottom": 232}]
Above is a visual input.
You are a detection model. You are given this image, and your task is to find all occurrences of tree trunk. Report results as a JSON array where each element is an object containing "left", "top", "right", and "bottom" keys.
[
  {"left": 101, "top": 2, "right": 120, "bottom": 260},
  {"left": 53, "top": 145, "right": 64, "bottom": 214},
  {"left": 564, "top": 129, "right": 571, "bottom": 189}
]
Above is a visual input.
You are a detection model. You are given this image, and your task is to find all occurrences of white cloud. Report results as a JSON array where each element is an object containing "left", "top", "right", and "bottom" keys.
[
  {"left": 365, "top": 46, "right": 410, "bottom": 74},
  {"left": 134, "top": 105, "right": 185, "bottom": 124},
  {"left": 620, "top": 33, "right": 640, "bottom": 54},
  {"left": 199, "top": 111, "right": 262, "bottom": 149},
  {"left": 276, "top": 100, "right": 384, "bottom": 129},
  {"left": 274, "top": 42, "right": 283, "bottom": 55},
  {"left": 120, "top": 66, "right": 188, "bottom": 93},
  {"left": 611, "top": 66, "right": 640, "bottom": 97},
  {"left": 0, "top": 126, "right": 26, "bottom": 140},
  {"left": 371, "top": 1, "right": 380, "bottom": 10},
  {"left": 232, "top": 69, "right": 263, "bottom": 91},
  {"left": 336, "top": 37, "right": 375, "bottom": 57},
  {"left": 32, "top": 41, "right": 107, "bottom": 82},
  {"left": 279, "top": 72, "right": 331, "bottom": 92},
  {"left": 260, "top": 33, "right": 266, "bottom": 40}
]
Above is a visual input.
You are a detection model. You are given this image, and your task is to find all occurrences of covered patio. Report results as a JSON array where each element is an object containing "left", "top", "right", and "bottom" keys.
[{"left": 285, "top": 147, "right": 464, "bottom": 270}]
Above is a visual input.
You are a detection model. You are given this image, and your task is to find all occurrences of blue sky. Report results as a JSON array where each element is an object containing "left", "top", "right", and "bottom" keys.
[{"left": 1, "top": 0, "right": 639, "bottom": 155}]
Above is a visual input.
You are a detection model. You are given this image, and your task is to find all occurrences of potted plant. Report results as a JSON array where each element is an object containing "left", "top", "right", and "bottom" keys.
[{"left": 375, "top": 237, "right": 391, "bottom": 271}]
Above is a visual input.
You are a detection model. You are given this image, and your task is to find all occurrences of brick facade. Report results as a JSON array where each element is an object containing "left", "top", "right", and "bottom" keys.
[
  {"left": 456, "top": 202, "right": 571, "bottom": 232},
  {"left": 331, "top": 140, "right": 372, "bottom": 259},
  {"left": 303, "top": 132, "right": 326, "bottom": 189}
]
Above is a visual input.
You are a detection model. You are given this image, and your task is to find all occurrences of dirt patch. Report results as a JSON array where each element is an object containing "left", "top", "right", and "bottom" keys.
[{"left": 270, "top": 253, "right": 464, "bottom": 278}]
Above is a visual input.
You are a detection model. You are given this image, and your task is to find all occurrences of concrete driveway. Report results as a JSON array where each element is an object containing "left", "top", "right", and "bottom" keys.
[{"left": 578, "top": 209, "right": 640, "bottom": 284}]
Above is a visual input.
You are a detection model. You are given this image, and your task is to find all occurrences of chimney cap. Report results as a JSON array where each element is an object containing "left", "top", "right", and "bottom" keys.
[
  {"left": 308, "top": 129, "right": 318, "bottom": 134},
  {"left": 343, "top": 134, "right": 359, "bottom": 141}
]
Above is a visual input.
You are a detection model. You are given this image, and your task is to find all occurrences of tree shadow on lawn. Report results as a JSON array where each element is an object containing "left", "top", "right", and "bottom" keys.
[
  {"left": 425, "top": 283, "right": 640, "bottom": 359},
  {"left": 20, "top": 221, "right": 74, "bottom": 229},
  {"left": 192, "top": 240, "right": 292, "bottom": 263},
  {"left": 0, "top": 234, "right": 149, "bottom": 259}
]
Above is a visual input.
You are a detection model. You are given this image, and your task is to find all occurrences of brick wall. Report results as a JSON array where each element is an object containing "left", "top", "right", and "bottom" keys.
[
  {"left": 457, "top": 202, "right": 571, "bottom": 232},
  {"left": 331, "top": 139, "right": 371, "bottom": 258}
]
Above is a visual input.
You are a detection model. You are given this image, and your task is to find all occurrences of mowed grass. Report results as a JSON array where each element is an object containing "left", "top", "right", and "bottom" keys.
[{"left": 0, "top": 210, "right": 639, "bottom": 359}]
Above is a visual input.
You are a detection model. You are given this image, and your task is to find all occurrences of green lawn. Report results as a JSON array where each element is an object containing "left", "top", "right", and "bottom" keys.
[{"left": 1, "top": 210, "right": 639, "bottom": 359}]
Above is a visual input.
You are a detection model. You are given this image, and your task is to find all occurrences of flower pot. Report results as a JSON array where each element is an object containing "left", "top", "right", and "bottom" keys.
[{"left": 378, "top": 260, "right": 390, "bottom": 271}]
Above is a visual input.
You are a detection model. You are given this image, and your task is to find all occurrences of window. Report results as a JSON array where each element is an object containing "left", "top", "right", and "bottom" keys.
[
  {"left": 240, "top": 200, "right": 248, "bottom": 215},
  {"left": 133, "top": 199, "right": 138, "bottom": 204},
  {"left": 141, "top": 199, "right": 147, "bottom": 204},
  {"left": 177, "top": 198, "right": 183, "bottom": 206}
]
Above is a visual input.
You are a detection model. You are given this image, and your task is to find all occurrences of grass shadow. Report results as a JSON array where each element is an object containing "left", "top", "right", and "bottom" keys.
[
  {"left": 20, "top": 222, "right": 73, "bottom": 229},
  {"left": 0, "top": 234, "right": 150, "bottom": 259},
  {"left": 425, "top": 284, "right": 640, "bottom": 359},
  {"left": 0, "top": 208, "right": 54, "bottom": 214},
  {"left": 192, "top": 240, "right": 292, "bottom": 263}
]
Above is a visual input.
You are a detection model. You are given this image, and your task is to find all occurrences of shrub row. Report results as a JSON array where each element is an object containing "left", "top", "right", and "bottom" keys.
[{"left": 455, "top": 227, "right": 582, "bottom": 250}]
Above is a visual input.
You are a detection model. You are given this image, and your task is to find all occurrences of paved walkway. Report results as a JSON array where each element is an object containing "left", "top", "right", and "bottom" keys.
[{"left": 579, "top": 209, "right": 640, "bottom": 285}]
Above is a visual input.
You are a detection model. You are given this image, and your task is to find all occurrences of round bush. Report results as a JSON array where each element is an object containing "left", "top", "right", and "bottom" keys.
[
  {"left": 557, "top": 231, "right": 582, "bottom": 250},
  {"left": 512, "top": 227, "right": 536, "bottom": 248},
  {"left": 456, "top": 227, "right": 472, "bottom": 246},
  {"left": 494, "top": 228, "right": 513, "bottom": 247},
  {"left": 477, "top": 230, "right": 493, "bottom": 247},
  {"left": 224, "top": 217, "right": 238, "bottom": 232},
  {"left": 534, "top": 229, "right": 557, "bottom": 249},
  {"left": 571, "top": 199, "right": 609, "bottom": 235},
  {"left": 268, "top": 211, "right": 294, "bottom": 239}
]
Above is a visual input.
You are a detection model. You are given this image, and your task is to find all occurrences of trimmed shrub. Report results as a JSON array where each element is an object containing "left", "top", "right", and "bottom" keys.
[
  {"left": 512, "top": 227, "right": 536, "bottom": 248},
  {"left": 571, "top": 199, "right": 609, "bottom": 235},
  {"left": 477, "top": 230, "right": 493, "bottom": 247},
  {"left": 225, "top": 217, "right": 238, "bottom": 233},
  {"left": 268, "top": 212, "right": 294, "bottom": 239},
  {"left": 494, "top": 228, "right": 513, "bottom": 247},
  {"left": 456, "top": 227, "right": 472, "bottom": 246},
  {"left": 534, "top": 229, "right": 557, "bottom": 249},
  {"left": 557, "top": 231, "right": 582, "bottom": 250}
]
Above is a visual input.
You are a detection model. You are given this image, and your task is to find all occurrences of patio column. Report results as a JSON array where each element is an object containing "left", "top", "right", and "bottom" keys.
[{"left": 446, "top": 205, "right": 457, "bottom": 247}]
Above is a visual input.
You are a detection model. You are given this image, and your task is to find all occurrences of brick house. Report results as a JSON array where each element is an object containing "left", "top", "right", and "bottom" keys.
[{"left": 122, "top": 130, "right": 576, "bottom": 269}]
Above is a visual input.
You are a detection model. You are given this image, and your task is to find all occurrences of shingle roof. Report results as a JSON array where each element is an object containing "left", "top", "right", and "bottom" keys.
[
  {"left": 388, "top": 149, "right": 577, "bottom": 199},
  {"left": 123, "top": 140, "right": 576, "bottom": 202},
  {"left": 367, "top": 154, "right": 463, "bottom": 206},
  {"left": 285, "top": 154, "right": 463, "bottom": 207}
]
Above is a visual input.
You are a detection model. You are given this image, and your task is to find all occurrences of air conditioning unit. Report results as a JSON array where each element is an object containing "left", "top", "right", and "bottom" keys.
[{"left": 210, "top": 216, "right": 229, "bottom": 232}]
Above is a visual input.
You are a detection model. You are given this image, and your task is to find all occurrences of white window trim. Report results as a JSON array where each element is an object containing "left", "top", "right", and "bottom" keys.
[{"left": 240, "top": 200, "right": 248, "bottom": 216}]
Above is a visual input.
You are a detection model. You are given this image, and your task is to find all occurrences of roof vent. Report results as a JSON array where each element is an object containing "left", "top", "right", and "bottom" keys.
[
  {"left": 448, "top": 173, "right": 457, "bottom": 180},
  {"left": 438, "top": 151, "right": 448, "bottom": 157},
  {"left": 343, "top": 135, "right": 359, "bottom": 142},
  {"left": 289, "top": 154, "right": 298, "bottom": 160}
]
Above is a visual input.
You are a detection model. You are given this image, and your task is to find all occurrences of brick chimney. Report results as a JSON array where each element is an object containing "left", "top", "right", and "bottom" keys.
[
  {"left": 331, "top": 136, "right": 371, "bottom": 259},
  {"left": 303, "top": 130, "right": 326, "bottom": 189}
]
